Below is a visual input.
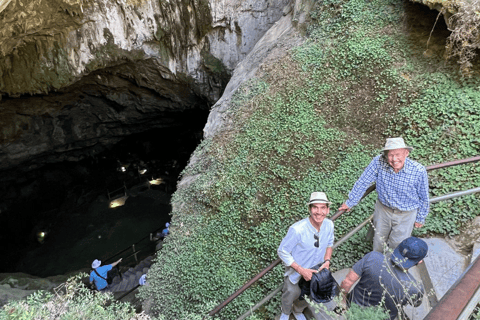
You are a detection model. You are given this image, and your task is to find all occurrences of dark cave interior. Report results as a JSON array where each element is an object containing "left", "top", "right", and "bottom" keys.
[{"left": 0, "top": 107, "right": 209, "bottom": 277}]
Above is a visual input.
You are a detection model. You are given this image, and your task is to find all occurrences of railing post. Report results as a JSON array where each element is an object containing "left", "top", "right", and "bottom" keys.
[{"left": 133, "top": 244, "right": 138, "bottom": 262}]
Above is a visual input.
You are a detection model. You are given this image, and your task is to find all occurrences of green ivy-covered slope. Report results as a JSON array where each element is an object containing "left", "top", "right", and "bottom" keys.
[{"left": 139, "top": 0, "right": 480, "bottom": 318}]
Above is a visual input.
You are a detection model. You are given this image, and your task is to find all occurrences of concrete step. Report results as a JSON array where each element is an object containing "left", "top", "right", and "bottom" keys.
[
  {"left": 113, "top": 280, "right": 130, "bottom": 293},
  {"left": 123, "top": 268, "right": 136, "bottom": 277},
  {"left": 125, "top": 276, "right": 138, "bottom": 291},
  {"left": 423, "top": 238, "right": 468, "bottom": 301}
]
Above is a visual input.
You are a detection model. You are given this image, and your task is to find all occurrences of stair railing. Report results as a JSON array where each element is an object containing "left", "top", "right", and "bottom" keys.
[
  {"left": 205, "top": 155, "right": 480, "bottom": 319},
  {"left": 101, "top": 224, "right": 165, "bottom": 268},
  {"left": 237, "top": 185, "right": 480, "bottom": 320}
]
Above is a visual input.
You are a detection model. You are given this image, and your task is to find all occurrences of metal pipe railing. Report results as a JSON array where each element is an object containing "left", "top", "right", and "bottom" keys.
[
  {"left": 235, "top": 186, "right": 480, "bottom": 320},
  {"left": 429, "top": 187, "right": 480, "bottom": 203},
  {"left": 236, "top": 213, "right": 375, "bottom": 320},
  {"left": 205, "top": 155, "right": 480, "bottom": 318}
]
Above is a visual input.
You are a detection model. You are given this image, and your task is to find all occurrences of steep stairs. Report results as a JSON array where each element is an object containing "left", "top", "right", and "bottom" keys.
[
  {"left": 106, "top": 255, "right": 154, "bottom": 294},
  {"left": 276, "top": 236, "right": 479, "bottom": 320}
]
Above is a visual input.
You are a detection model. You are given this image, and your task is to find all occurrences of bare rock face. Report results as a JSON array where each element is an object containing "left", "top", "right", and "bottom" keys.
[
  {"left": 0, "top": 0, "right": 289, "bottom": 173},
  {"left": 203, "top": 0, "right": 312, "bottom": 139}
]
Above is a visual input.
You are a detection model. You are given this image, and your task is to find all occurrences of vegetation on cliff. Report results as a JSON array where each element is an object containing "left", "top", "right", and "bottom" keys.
[
  {"left": 0, "top": 273, "right": 149, "bottom": 319},
  {"left": 139, "top": 0, "right": 480, "bottom": 318}
]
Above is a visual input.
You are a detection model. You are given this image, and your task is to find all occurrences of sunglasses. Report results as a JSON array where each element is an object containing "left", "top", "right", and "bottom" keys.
[{"left": 314, "top": 234, "right": 319, "bottom": 248}]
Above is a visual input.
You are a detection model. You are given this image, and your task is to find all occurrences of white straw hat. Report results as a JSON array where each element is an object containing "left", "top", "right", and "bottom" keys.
[
  {"left": 91, "top": 259, "right": 101, "bottom": 269},
  {"left": 381, "top": 137, "right": 413, "bottom": 152},
  {"left": 307, "top": 192, "right": 332, "bottom": 206}
]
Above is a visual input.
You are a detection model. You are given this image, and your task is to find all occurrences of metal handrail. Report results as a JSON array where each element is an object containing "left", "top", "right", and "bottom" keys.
[
  {"left": 205, "top": 155, "right": 480, "bottom": 318},
  {"left": 102, "top": 225, "right": 165, "bottom": 265},
  {"left": 236, "top": 186, "right": 480, "bottom": 319}
]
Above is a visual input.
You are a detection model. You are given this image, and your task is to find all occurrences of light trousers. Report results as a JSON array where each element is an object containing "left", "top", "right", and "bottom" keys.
[
  {"left": 281, "top": 272, "right": 309, "bottom": 314},
  {"left": 372, "top": 200, "right": 417, "bottom": 253}
]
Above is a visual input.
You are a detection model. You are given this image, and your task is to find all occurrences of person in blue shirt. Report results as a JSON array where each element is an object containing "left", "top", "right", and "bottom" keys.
[
  {"left": 277, "top": 192, "right": 335, "bottom": 320},
  {"left": 89, "top": 258, "right": 122, "bottom": 291},
  {"left": 338, "top": 137, "right": 429, "bottom": 252},
  {"left": 161, "top": 222, "right": 170, "bottom": 238},
  {"left": 340, "top": 237, "right": 427, "bottom": 320}
]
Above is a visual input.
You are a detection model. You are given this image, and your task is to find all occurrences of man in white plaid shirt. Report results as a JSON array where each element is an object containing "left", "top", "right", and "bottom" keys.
[{"left": 338, "top": 137, "right": 429, "bottom": 252}]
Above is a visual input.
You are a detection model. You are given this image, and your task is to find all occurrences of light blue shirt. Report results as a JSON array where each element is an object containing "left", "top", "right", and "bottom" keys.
[
  {"left": 345, "top": 155, "right": 430, "bottom": 223},
  {"left": 278, "top": 217, "right": 334, "bottom": 284}
]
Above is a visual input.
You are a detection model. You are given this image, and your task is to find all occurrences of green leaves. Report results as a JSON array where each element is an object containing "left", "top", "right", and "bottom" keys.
[{"left": 0, "top": 273, "right": 147, "bottom": 320}]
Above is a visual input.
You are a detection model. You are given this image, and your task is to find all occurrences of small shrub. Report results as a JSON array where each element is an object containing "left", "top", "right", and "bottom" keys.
[
  {"left": 445, "top": 0, "right": 480, "bottom": 76},
  {"left": 0, "top": 273, "right": 149, "bottom": 320}
]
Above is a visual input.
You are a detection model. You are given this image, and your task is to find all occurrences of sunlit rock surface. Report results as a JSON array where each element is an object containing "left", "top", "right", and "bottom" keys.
[{"left": 0, "top": 0, "right": 289, "bottom": 173}]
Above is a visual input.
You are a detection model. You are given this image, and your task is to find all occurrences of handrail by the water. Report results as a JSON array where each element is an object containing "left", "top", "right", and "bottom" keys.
[
  {"left": 102, "top": 225, "right": 164, "bottom": 265},
  {"left": 205, "top": 155, "right": 480, "bottom": 318}
]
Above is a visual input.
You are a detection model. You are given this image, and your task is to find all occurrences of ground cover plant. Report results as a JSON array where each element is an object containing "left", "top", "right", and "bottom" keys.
[
  {"left": 139, "top": 0, "right": 480, "bottom": 318},
  {"left": 0, "top": 273, "right": 149, "bottom": 320}
]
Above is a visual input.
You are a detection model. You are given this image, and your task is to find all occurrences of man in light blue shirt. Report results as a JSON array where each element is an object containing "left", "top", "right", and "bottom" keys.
[
  {"left": 277, "top": 192, "right": 335, "bottom": 320},
  {"left": 339, "top": 137, "right": 429, "bottom": 252}
]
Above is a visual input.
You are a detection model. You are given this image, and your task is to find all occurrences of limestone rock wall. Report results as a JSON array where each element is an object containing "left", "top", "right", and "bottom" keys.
[
  {"left": 0, "top": 0, "right": 290, "bottom": 173},
  {"left": 0, "top": 0, "right": 289, "bottom": 98}
]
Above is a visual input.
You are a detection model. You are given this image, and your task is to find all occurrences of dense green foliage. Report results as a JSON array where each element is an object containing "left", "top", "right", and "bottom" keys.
[
  {"left": 139, "top": 0, "right": 480, "bottom": 318},
  {"left": 0, "top": 273, "right": 149, "bottom": 320}
]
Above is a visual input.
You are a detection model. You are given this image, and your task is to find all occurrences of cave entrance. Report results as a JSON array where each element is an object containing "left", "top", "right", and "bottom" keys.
[
  {"left": 0, "top": 108, "right": 209, "bottom": 277},
  {"left": 403, "top": 1, "right": 480, "bottom": 74},
  {"left": 403, "top": 1, "right": 451, "bottom": 62}
]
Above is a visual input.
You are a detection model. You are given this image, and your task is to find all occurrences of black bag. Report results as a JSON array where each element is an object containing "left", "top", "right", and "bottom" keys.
[
  {"left": 106, "top": 267, "right": 120, "bottom": 284},
  {"left": 298, "top": 263, "right": 339, "bottom": 303},
  {"left": 93, "top": 268, "right": 115, "bottom": 285}
]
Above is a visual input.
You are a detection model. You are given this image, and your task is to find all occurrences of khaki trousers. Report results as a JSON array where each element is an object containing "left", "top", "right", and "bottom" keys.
[
  {"left": 281, "top": 273, "right": 309, "bottom": 314},
  {"left": 372, "top": 200, "right": 417, "bottom": 253}
]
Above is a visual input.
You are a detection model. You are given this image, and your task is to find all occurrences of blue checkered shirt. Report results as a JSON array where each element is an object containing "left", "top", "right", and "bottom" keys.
[{"left": 345, "top": 155, "right": 430, "bottom": 223}]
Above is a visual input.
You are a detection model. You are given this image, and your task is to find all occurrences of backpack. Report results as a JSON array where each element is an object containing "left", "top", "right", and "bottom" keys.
[{"left": 93, "top": 268, "right": 114, "bottom": 286}]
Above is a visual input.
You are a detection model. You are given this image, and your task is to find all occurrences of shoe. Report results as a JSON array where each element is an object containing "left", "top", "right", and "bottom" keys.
[
  {"left": 279, "top": 313, "right": 290, "bottom": 320},
  {"left": 293, "top": 312, "right": 307, "bottom": 320}
]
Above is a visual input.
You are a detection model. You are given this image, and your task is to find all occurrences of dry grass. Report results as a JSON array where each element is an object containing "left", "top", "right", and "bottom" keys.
[{"left": 445, "top": 0, "right": 480, "bottom": 76}]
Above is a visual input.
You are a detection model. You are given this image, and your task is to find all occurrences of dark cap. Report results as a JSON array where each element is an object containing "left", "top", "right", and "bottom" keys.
[{"left": 391, "top": 237, "right": 428, "bottom": 269}]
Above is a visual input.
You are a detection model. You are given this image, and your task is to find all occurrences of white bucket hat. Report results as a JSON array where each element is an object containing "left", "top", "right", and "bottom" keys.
[
  {"left": 381, "top": 137, "right": 413, "bottom": 152},
  {"left": 139, "top": 274, "right": 147, "bottom": 286},
  {"left": 307, "top": 192, "right": 332, "bottom": 206},
  {"left": 92, "top": 259, "right": 101, "bottom": 269}
]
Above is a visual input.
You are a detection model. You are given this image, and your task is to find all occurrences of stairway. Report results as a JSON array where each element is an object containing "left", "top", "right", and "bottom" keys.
[
  {"left": 278, "top": 236, "right": 479, "bottom": 320},
  {"left": 106, "top": 255, "right": 154, "bottom": 293}
]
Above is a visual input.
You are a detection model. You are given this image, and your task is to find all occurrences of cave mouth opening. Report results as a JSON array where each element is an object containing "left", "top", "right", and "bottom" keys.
[
  {"left": 404, "top": 1, "right": 480, "bottom": 72},
  {"left": 0, "top": 107, "right": 209, "bottom": 277},
  {"left": 403, "top": 1, "right": 451, "bottom": 61}
]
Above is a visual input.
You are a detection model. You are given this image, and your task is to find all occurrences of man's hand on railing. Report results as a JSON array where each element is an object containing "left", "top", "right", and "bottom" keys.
[{"left": 338, "top": 203, "right": 351, "bottom": 212}]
